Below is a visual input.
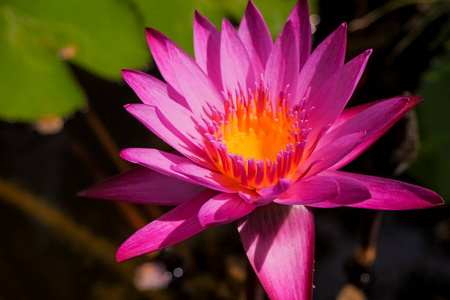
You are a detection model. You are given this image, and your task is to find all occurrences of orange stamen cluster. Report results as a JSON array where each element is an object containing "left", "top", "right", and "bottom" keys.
[{"left": 202, "top": 85, "right": 312, "bottom": 189}]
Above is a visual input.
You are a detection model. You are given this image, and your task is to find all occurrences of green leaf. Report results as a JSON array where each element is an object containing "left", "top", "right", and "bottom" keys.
[
  {"left": 0, "top": 6, "right": 85, "bottom": 122},
  {"left": 1, "top": 0, "right": 150, "bottom": 80},
  {"left": 410, "top": 50, "right": 450, "bottom": 201}
]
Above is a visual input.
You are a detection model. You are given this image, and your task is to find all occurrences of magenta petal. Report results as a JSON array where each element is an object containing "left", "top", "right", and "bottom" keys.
[
  {"left": 120, "top": 148, "right": 200, "bottom": 184},
  {"left": 79, "top": 167, "right": 205, "bottom": 205},
  {"left": 238, "top": 204, "right": 315, "bottom": 300},
  {"left": 173, "top": 161, "right": 243, "bottom": 193},
  {"left": 167, "top": 41, "right": 224, "bottom": 116},
  {"left": 117, "top": 189, "right": 218, "bottom": 261},
  {"left": 125, "top": 104, "right": 212, "bottom": 168},
  {"left": 264, "top": 20, "right": 299, "bottom": 105},
  {"left": 255, "top": 179, "right": 292, "bottom": 205},
  {"left": 320, "top": 97, "right": 408, "bottom": 147},
  {"left": 193, "top": 11, "right": 222, "bottom": 91},
  {"left": 295, "top": 24, "right": 347, "bottom": 103},
  {"left": 293, "top": 173, "right": 371, "bottom": 208},
  {"left": 198, "top": 193, "right": 256, "bottom": 227},
  {"left": 311, "top": 171, "right": 444, "bottom": 210},
  {"left": 121, "top": 69, "right": 187, "bottom": 111},
  {"left": 275, "top": 176, "right": 339, "bottom": 204},
  {"left": 331, "top": 96, "right": 422, "bottom": 170},
  {"left": 221, "top": 18, "right": 256, "bottom": 94},
  {"left": 287, "top": 0, "right": 311, "bottom": 70},
  {"left": 295, "top": 132, "right": 365, "bottom": 180},
  {"left": 238, "top": 0, "right": 273, "bottom": 74},
  {"left": 146, "top": 28, "right": 183, "bottom": 95},
  {"left": 122, "top": 79, "right": 203, "bottom": 142},
  {"left": 122, "top": 70, "right": 170, "bottom": 105},
  {"left": 306, "top": 50, "right": 372, "bottom": 145}
]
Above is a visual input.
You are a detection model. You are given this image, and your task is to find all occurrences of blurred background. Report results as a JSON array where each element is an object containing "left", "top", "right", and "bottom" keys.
[{"left": 0, "top": 0, "right": 449, "bottom": 299}]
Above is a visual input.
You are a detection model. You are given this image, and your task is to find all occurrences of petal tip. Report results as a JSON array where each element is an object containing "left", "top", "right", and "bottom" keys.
[
  {"left": 120, "top": 148, "right": 139, "bottom": 163},
  {"left": 116, "top": 246, "right": 129, "bottom": 262}
]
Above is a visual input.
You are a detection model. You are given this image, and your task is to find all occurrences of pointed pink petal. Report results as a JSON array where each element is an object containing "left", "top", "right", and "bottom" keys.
[
  {"left": 125, "top": 104, "right": 212, "bottom": 168},
  {"left": 238, "top": 0, "right": 273, "bottom": 74},
  {"left": 280, "top": 172, "right": 370, "bottom": 206},
  {"left": 193, "top": 11, "right": 223, "bottom": 91},
  {"left": 255, "top": 179, "right": 292, "bottom": 205},
  {"left": 287, "top": 0, "right": 311, "bottom": 70},
  {"left": 122, "top": 70, "right": 169, "bottom": 105},
  {"left": 264, "top": 20, "right": 299, "bottom": 104},
  {"left": 295, "top": 132, "right": 366, "bottom": 180},
  {"left": 167, "top": 41, "right": 224, "bottom": 116},
  {"left": 275, "top": 176, "right": 339, "bottom": 204},
  {"left": 117, "top": 189, "right": 218, "bottom": 261},
  {"left": 306, "top": 50, "right": 372, "bottom": 146},
  {"left": 295, "top": 24, "right": 347, "bottom": 103},
  {"left": 238, "top": 204, "right": 315, "bottom": 300},
  {"left": 146, "top": 28, "right": 183, "bottom": 94},
  {"left": 221, "top": 19, "right": 256, "bottom": 94},
  {"left": 121, "top": 69, "right": 187, "bottom": 110},
  {"left": 331, "top": 96, "right": 422, "bottom": 169},
  {"left": 198, "top": 193, "right": 256, "bottom": 227},
  {"left": 120, "top": 148, "right": 201, "bottom": 185},
  {"left": 79, "top": 167, "right": 205, "bottom": 205},
  {"left": 173, "top": 161, "right": 244, "bottom": 193},
  {"left": 321, "top": 97, "right": 408, "bottom": 146},
  {"left": 122, "top": 70, "right": 205, "bottom": 145},
  {"left": 307, "top": 170, "right": 444, "bottom": 210}
]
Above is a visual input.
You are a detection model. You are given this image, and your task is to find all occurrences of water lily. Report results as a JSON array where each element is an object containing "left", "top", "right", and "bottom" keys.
[{"left": 80, "top": 0, "right": 444, "bottom": 298}]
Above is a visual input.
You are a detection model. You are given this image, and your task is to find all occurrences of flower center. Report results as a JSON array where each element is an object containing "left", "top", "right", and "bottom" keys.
[{"left": 202, "top": 85, "right": 312, "bottom": 189}]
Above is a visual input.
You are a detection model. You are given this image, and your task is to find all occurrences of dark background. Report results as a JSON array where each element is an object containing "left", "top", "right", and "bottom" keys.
[{"left": 1, "top": 0, "right": 449, "bottom": 299}]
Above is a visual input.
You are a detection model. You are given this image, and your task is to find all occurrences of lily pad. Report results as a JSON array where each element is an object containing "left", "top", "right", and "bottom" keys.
[
  {"left": 0, "top": 0, "right": 150, "bottom": 122},
  {"left": 0, "top": 6, "right": 85, "bottom": 122}
]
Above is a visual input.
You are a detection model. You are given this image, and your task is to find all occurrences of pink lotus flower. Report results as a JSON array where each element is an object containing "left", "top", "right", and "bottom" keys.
[{"left": 81, "top": 1, "right": 444, "bottom": 298}]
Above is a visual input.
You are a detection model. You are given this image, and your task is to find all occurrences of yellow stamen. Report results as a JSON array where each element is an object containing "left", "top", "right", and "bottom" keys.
[{"left": 203, "top": 86, "right": 311, "bottom": 189}]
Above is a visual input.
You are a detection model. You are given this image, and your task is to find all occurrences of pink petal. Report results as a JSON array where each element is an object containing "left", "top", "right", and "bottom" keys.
[
  {"left": 306, "top": 50, "right": 372, "bottom": 147},
  {"left": 294, "top": 132, "right": 366, "bottom": 180},
  {"left": 238, "top": 0, "right": 273, "bottom": 74},
  {"left": 122, "top": 70, "right": 169, "bottom": 105},
  {"left": 173, "top": 161, "right": 244, "bottom": 193},
  {"left": 281, "top": 173, "right": 370, "bottom": 207},
  {"left": 198, "top": 193, "right": 256, "bottom": 227},
  {"left": 79, "top": 167, "right": 205, "bottom": 205},
  {"left": 255, "top": 179, "right": 292, "bottom": 205},
  {"left": 307, "top": 170, "right": 444, "bottom": 210},
  {"left": 122, "top": 70, "right": 205, "bottom": 143},
  {"left": 167, "top": 40, "right": 224, "bottom": 116},
  {"left": 117, "top": 189, "right": 218, "bottom": 261},
  {"left": 120, "top": 148, "right": 201, "bottom": 185},
  {"left": 121, "top": 69, "right": 188, "bottom": 110},
  {"left": 125, "top": 104, "right": 212, "bottom": 168},
  {"left": 238, "top": 204, "right": 315, "bottom": 300},
  {"left": 275, "top": 176, "right": 339, "bottom": 204},
  {"left": 221, "top": 18, "right": 256, "bottom": 94},
  {"left": 193, "top": 11, "right": 222, "bottom": 91},
  {"left": 146, "top": 28, "right": 183, "bottom": 95},
  {"left": 331, "top": 96, "right": 422, "bottom": 169},
  {"left": 321, "top": 97, "right": 408, "bottom": 146},
  {"left": 287, "top": 0, "right": 311, "bottom": 70},
  {"left": 295, "top": 23, "right": 347, "bottom": 103},
  {"left": 264, "top": 20, "right": 299, "bottom": 105}
]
